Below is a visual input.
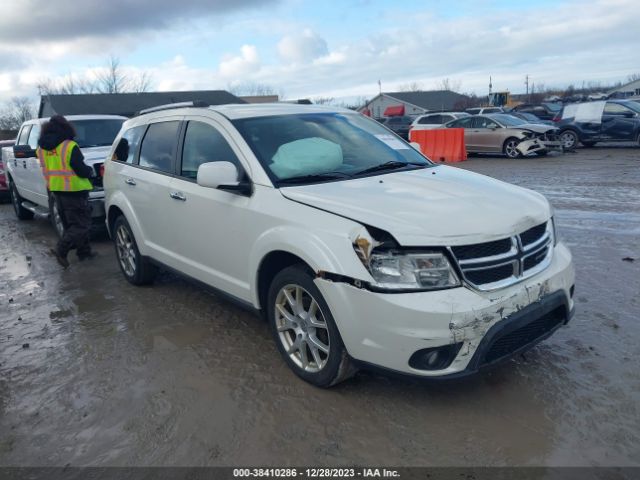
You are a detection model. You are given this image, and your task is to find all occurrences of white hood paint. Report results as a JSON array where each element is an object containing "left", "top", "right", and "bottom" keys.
[
  {"left": 281, "top": 166, "right": 551, "bottom": 246},
  {"left": 81, "top": 146, "right": 111, "bottom": 166}
]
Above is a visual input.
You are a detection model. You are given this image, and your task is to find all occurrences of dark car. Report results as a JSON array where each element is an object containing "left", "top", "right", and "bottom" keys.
[
  {"left": 508, "top": 112, "right": 554, "bottom": 126},
  {"left": 511, "top": 103, "right": 562, "bottom": 121},
  {"left": 557, "top": 100, "right": 640, "bottom": 149},
  {"left": 377, "top": 115, "right": 414, "bottom": 139}
]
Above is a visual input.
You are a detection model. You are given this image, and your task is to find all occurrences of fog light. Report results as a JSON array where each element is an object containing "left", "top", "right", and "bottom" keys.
[{"left": 409, "top": 343, "right": 463, "bottom": 371}]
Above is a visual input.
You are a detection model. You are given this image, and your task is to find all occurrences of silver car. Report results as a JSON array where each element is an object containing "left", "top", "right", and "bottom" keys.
[{"left": 445, "top": 114, "right": 562, "bottom": 158}]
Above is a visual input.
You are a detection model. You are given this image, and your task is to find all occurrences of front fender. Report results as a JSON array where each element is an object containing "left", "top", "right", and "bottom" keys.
[{"left": 249, "top": 224, "right": 374, "bottom": 307}]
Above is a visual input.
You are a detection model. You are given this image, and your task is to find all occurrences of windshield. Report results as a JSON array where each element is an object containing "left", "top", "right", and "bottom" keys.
[
  {"left": 622, "top": 101, "right": 640, "bottom": 113},
  {"left": 71, "top": 119, "right": 124, "bottom": 148},
  {"left": 489, "top": 114, "right": 527, "bottom": 126},
  {"left": 233, "top": 113, "right": 433, "bottom": 185},
  {"left": 543, "top": 102, "right": 562, "bottom": 112}
]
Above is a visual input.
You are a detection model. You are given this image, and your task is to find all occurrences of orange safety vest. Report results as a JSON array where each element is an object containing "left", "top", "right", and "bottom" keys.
[{"left": 37, "top": 140, "right": 92, "bottom": 192}]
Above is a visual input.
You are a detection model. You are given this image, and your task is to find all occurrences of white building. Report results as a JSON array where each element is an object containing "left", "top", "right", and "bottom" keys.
[
  {"left": 359, "top": 90, "right": 469, "bottom": 118},
  {"left": 608, "top": 79, "right": 640, "bottom": 98}
]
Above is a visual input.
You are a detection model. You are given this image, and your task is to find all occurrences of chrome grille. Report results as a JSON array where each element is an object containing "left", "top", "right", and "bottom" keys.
[{"left": 451, "top": 221, "right": 553, "bottom": 291}]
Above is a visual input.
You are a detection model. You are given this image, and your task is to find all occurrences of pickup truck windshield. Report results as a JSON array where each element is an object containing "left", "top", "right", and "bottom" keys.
[
  {"left": 233, "top": 113, "right": 432, "bottom": 185},
  {"left": 71, "top": 119, "right": 124, "bottom": 148}
]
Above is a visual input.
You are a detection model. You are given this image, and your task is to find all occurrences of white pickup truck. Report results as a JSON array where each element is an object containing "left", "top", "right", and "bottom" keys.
[{"left": 3, "top": 115, "right": 126, "bottom": 237}]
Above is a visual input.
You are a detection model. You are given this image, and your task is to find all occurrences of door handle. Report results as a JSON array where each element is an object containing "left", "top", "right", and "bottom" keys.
[
  {"left": 169, "top": 191, "right": 186, "bottom": 201},
  {"left": 125, "top": 178, "right": 136, "bottom": 186}
]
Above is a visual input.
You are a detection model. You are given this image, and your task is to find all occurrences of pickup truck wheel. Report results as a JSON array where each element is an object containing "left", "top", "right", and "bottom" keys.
[
  {"left": 560, "top": 130, "right": 578, "bottom": 150},
  {"left": 49, "top": 195, "right": 65, "bottom": 239},
  {"left": 9, "top": 180, "right": 34, "bottom": 220},
  {"left": 503, "top": 138, "right": 522, "bottom": 158},
  {"left": 113, "top": 216, "right": 156, "bottom": 285},
  {"left": 267, "top": 265, "right": 356, "bottom": 387}
]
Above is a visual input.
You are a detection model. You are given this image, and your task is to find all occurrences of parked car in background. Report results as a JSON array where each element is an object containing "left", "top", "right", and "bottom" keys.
[
  {"left": 0, "top": 139, "right": 16, "bottom": 201},
  {"left": 104, "top": 102, "right": 575, "bottom": 387},
  {"left": 445, "top": 113, "right": 562, "bottom": 158},
  {"left": 556, "top": 100, "right": 640, "bottom": 149},
  {"left": 6, "top": 115, "right": 126, "bottom": 236},
  {"left": 376, "top": 115, "right": 414, "bottom": 139},
  {"left": 508, "top": 112, "right": 554, "bottom": 126},
  {"left": 511, "top": 103, "right": 562, "bottom": 121},
  {"left": 588, "top": 93, "right": 608, "bottom": 101},
  {"left": 410, "top": 112, "right": 470, "bottom": 132},
  {"left": 465, "top": 107, "right": 504, "bottom": 115}
]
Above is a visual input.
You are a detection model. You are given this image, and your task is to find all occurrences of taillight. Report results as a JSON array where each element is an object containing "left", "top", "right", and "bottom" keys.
[{"left": 99, "top": 164, "right": 105, "bottom": 177}]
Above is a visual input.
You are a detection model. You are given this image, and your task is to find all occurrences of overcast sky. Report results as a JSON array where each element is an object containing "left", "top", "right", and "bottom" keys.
[{"left": 0, "top": 0, "right": 638, "bottom": 104}]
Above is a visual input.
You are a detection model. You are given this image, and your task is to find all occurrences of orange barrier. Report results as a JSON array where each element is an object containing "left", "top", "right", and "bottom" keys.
[{"left": 409, "top": 128, "right": 467, "bottom": 163}]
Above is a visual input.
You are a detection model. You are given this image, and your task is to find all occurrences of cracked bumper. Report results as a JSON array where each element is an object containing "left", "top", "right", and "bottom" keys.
[
  {"left": 315, "top": 242, "right": 575, "bottom": 377},
  {"left": 517, "top": 138, "right": 563, "bottom": 155}
]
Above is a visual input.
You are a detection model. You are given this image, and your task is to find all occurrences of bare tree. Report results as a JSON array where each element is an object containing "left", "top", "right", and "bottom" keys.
[
  {"left": 437, "top": 78, "right": 462, "bottom": 92},
  {"left": 128, "top": 71, "right": 154, "bottom": 93},
  {"left": 312, "top": 96, "right": 335, "bottom": 105},
  {"left": 627, "top": 73, "right": 640, "bottom": 83},
  {"left": 398, "top": 81, "right": 424, "bottom": 92},
  {"left": 37, "top": 74, "right": 97, "bottom": 96},
  {"left": 228, "top": 82, "right": 282, "bottom": 98},
  {"left": 95, "top": 56, "right": 127, "bottom": 94},
  {"left": 0, "top": 97, "right": 37, "bottom": 130}
]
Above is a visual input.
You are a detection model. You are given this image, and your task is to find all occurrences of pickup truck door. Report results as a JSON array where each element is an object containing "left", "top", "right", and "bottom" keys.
[
  {"left": 10, "top": 125, "right": 32, "bottom": 195},
  {"left": 600, "top": 103, "right": 637, "bottom": 140},
  {"left": 24, "top": 123, "right": 48, "bottom": 206}
]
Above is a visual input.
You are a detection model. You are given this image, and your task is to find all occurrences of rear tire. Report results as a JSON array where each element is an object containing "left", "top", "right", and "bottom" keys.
[
  {"left": 503, "top": 137, "right": 522, "bottom": 158},
  {"left": 113, "top": 215, "right": 156, "bottom": 285},
  {"left": 267, "top": 265, "right": 356, "bottom": 387},
  {"left": 9, "top": 179, "right": 34, "bottom": 220}
]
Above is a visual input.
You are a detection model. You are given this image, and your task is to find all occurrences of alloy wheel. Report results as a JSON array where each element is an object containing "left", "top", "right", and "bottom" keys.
[
  {"left": 274, "top": 284, "right": 330, "bottom": 373},
  {"left": 115, "top": 224, "right": 137, "bottom": 277},
  {"left": 505, "top": 139, "right": 521, "bottom": 158},
  {"left": 560, "top": 131, "right": 577, "bottom": 149}
]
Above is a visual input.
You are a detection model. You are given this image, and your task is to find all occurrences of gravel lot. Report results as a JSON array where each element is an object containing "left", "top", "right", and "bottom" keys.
[{"left": 1, "top": 146, "right": 639, "bottom": 467}]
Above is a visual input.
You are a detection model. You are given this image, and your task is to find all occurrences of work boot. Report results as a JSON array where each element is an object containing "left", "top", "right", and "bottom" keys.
[{"left": 49, "top": 248, "right": 70, "bottom": 269}]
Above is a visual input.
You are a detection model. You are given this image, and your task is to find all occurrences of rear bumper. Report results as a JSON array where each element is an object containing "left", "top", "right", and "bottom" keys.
[{"left": 88, "top": 191, "right": 105, "bottom": 218}]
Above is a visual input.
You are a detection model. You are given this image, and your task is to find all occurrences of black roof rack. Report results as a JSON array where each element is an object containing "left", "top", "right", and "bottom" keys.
[{"left": 135, "top": 100, "right": 210, "bottom": 116}]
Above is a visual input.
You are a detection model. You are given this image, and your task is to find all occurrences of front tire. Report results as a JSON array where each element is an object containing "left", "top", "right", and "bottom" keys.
[
  {"left": 267, "top": 265, "right": 355, "bottom": 387},
  {"left": 113, "top": 215, "right": 156, "bottom": 285},
  {"left": 503, "top": 137, "right": 522, "bottom": 158},
  {"left": 560, "top": 130, "right": 579, "bottom": 150},
  {"left": 9, "top": 179, "right": 34, "bottom": 220},
  {"left": 49, "top": 194, "right": 65, "bottom": 238}
]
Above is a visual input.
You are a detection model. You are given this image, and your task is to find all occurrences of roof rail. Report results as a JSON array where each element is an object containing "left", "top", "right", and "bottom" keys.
[{"left": 135, "top": 100, "right": 209, "bottom": 116}]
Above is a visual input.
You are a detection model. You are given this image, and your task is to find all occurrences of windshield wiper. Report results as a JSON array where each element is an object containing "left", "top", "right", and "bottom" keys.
[
  {"left": 355, "top": 160, "right": 426, "bottom": 176},
  {"left": 277, "top": 172, "right": 351, "bottom": 185}
]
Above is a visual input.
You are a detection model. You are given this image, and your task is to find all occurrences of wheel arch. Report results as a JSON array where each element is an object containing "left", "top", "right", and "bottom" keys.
[{"left": 105, "top": 192, "right": 147, "bottom": 254}]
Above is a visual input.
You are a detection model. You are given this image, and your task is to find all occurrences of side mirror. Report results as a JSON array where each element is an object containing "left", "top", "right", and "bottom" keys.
[
  {"left": 13, "top": 145, "right": 36, "bottom": 159},
  {"left": 197, "top": 161, "right": 252, "bottom": 195}
]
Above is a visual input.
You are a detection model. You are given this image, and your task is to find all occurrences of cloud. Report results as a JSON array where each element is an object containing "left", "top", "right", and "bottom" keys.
[
  {"left": 277, "top": 29, "right": 329, "bottom": 64},
  {"left": 0, "top": 0, "right": 279, "bottom": 43},
  {"left": 219, "top": 45, "right": 261, "bottom": 78}
]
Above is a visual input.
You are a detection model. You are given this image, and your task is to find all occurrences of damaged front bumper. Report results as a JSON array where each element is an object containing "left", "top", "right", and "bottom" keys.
[
  {"left": 517, "top": 138, "right": 563, "bottom": 155},
  {"left": 315, "top": 242, "right": 575, "bottom": 378}
]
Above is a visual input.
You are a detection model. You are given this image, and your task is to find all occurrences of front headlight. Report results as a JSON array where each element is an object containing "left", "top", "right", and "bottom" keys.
[{"left": 366, "top": 250, "right": 461, "bottom": 291}]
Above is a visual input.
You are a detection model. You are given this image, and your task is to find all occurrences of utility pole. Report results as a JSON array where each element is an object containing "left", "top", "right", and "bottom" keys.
[
  {"left": 489, "top": 76, "right": 492, "bottom": 95},
  {"left": 525, "top": 74, "right": 530, "bottom": 98}
]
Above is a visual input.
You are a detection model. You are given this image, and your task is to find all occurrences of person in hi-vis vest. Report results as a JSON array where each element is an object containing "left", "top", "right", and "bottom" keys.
[{"left": 37, "top": 115, "right": 96, "bottom": 268}]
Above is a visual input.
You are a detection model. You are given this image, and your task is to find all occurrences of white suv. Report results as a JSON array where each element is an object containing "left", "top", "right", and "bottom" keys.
[
  {"left": 104, "top": 102, "right": 575, "bottom": 387},
  {"left": 409, "top": 112, "right": 470, "bottom": 132}
]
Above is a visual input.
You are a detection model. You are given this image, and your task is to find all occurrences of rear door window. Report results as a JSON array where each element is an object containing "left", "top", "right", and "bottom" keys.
[
  {"left": 139, "top": 121, "right": 180, "bottom": 173},
  {"left": 449, "top": 117, "right": 474, "bottom": 128},
  {"left": 113, "top": 125, "right": 146, "bottom": 164}
]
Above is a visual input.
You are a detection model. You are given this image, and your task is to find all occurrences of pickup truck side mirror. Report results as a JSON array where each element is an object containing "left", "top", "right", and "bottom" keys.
[
  {"left": 197, "top": 161, "right": 252, "bottom": 196},
  {"left": 13, "top": 145, "right": 36, "bottom": 159}
]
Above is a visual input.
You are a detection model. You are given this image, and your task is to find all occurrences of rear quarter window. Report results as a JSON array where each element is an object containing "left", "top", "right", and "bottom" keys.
[{"left": 113, "top": 125, "right": 146, "bottom": 164}]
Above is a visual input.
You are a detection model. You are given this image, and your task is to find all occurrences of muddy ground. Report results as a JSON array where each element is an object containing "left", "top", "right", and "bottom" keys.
[{"left": 1, "top": 146, "right": 639, "bottom": 467}]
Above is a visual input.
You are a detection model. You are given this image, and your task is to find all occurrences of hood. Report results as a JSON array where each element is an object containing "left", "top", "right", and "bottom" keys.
[
  {"left": 281, "top": 166, "right": 551, "bottom": 246},
  {"left": 516, "top": 123, "right": 558, "bottom": 134},
  {"left": 80, "top": 145, "right": 111, "bottom": 165}
]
